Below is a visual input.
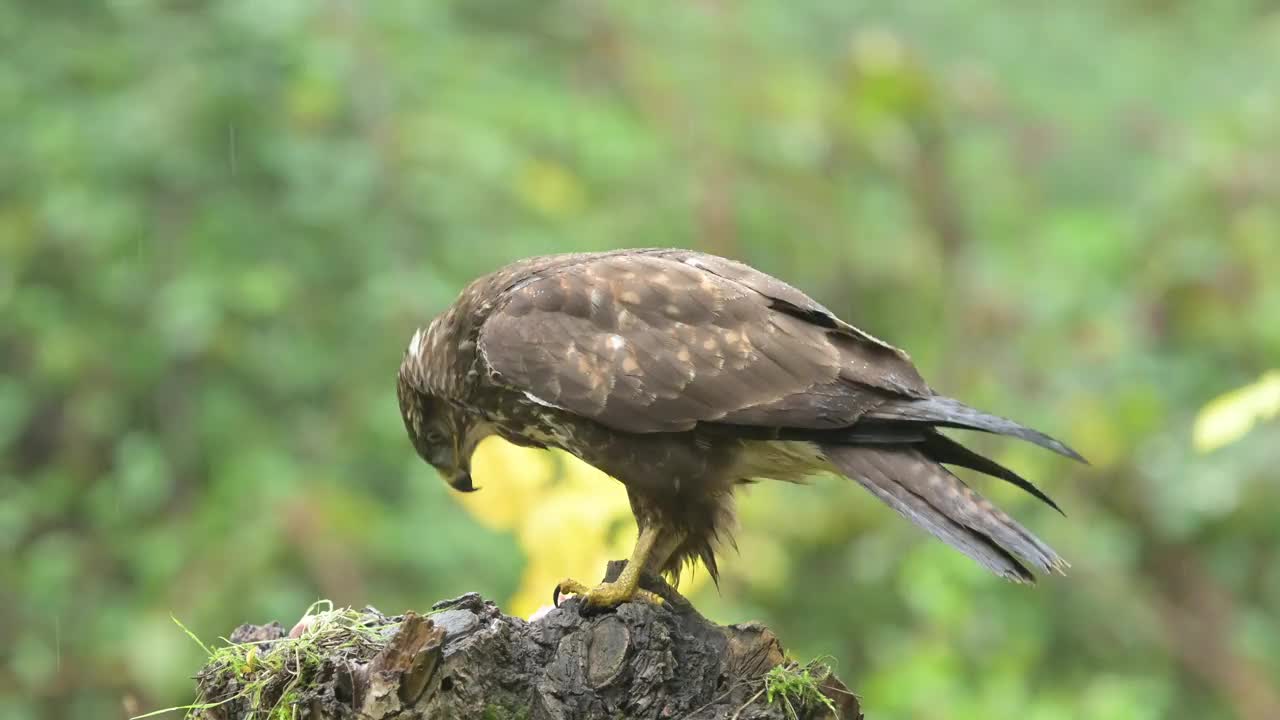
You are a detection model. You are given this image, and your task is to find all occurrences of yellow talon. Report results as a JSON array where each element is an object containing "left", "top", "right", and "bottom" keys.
[
  {"left": 554, "top": 577, "right": 664, "bottom": 609},
  {"left": 552, "top": 526, "right": 680, "bottom": 610}
]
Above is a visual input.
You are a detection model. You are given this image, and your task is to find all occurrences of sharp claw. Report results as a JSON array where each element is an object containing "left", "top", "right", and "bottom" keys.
[{"left": 551, "top": 579, "right": 663, "bottom": 611}]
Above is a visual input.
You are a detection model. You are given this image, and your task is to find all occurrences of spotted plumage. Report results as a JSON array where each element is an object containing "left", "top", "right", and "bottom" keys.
[{"left": 398, "top": 249, "right": 1084, "bottom": 588}]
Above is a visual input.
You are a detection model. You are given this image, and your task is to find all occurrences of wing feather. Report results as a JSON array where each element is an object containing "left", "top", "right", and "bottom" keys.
[{"left": 478, "top": 252, "right": 921, "bottom": 433}]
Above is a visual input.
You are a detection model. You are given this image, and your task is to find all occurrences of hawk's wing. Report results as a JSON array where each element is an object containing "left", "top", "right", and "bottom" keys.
[{"left": 477, "top": 250, "right": 928, "bottom": 434}]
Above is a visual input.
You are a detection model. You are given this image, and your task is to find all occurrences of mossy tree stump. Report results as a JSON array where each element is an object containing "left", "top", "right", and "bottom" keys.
[{"left": 188, "top": 568, "right": 860, "bottom": 720}]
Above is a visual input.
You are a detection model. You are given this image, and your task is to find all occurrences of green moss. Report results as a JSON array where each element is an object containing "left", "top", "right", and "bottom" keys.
[
  {"left": 134, "top": 601, "right": 400, "bottom": 720},
  {"left": 764, "top": 657, "right": 838, "bottom": 720},
  {"left": 480, "top": 703, "right": 530, "bottom": 720}
]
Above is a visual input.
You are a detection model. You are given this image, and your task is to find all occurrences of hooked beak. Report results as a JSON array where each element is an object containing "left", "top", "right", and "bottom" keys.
[{"left": 448, "top": 471, "right": 477, "bottom": 493}]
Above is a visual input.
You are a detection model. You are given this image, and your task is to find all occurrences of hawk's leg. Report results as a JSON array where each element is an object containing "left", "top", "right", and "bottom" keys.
[{"left": 554, "top": 525, "right": 680, "bottom": 609}]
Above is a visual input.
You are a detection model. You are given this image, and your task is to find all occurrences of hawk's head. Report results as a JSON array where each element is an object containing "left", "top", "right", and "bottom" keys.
[{"left": 397, "top": 328, "right": 478, "bottom": 493}]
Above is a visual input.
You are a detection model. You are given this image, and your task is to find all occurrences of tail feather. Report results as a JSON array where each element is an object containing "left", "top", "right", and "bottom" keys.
[
  {"left": 866, "top": 395, "right": 1087, "bottom": 463},
  {"left": 919, "top": 432, "right": 1064, "bottom": 515},
  {"left": 823, "top": 444, "right": 1067, "bottom": 581}
]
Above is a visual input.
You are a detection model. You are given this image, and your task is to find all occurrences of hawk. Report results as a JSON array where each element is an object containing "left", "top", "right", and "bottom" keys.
[{"left": 398, "top": 249, "right": 1083, "bottom": 608}]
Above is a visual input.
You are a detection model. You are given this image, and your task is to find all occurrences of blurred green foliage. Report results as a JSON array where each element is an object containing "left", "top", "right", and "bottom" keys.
[{"left": 3, "top": 1, "right": 1279, "bottom": 718}]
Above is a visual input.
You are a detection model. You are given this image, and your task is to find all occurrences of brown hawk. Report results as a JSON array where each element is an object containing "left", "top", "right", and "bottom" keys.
[{"left": 397, "top": 249, "right": 1083, "bottom": 608}]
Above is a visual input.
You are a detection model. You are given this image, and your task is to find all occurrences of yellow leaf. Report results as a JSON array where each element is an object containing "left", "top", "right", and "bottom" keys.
[
  {"left": 459, "top": 437, "right": 556, "bottom": 531},
  {"left": 1193, "top": 370, "right": 1280, "bottom": 452}
]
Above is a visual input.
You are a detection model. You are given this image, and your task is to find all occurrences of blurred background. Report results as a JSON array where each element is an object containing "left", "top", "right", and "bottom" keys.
[{"left": 3, "top": 1, "right": 1279, "bottom": 718}]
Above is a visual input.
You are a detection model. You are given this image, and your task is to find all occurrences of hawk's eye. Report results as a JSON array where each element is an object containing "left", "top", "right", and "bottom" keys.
[{"left": 424, "top": 429, "right": 446, "bottom": 445}]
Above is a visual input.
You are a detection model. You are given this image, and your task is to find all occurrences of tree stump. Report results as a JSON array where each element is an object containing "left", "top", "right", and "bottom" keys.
[{"left": 189, "top": 568, "right": 860, "bottom": 720}]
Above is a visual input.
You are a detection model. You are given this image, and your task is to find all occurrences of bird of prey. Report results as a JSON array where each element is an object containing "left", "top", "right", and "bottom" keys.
[{"left": 398, "top": 249, "right": 1083, "bottom": 609}]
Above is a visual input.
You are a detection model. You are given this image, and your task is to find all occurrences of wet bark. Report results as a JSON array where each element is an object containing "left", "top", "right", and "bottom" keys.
[{"left": 193, "top": 566, "right": 860, "bottom": 720}]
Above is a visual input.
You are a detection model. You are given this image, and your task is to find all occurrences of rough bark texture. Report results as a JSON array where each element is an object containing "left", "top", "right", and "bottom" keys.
[{"left": 193, "top": 566, "right": 860, "bottom": 720}]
